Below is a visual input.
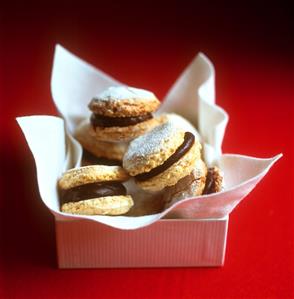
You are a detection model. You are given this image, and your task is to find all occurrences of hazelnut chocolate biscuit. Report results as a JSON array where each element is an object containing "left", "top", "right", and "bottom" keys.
[
  {"left": 163, "top": 159, "right": 207, "bottom": 208},
  {"left": 58, "top": 165, "right": 133, "bottom": 215},
  {"left": 123, "top": 122, "right": 202, "bottom": 192},
  {"left": 75, "top": 120, "right": 128, "bottom": 162},
  {"left": 88, "top": 86, "right": 163, "bottom": 142}
]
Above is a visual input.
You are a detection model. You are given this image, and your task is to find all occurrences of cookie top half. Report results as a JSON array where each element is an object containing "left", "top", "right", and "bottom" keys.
[
  {"left": 88, "top": 86, "right": 160, "bottom": 117},
  {"left": 58, "top": 165, "right": 129, "bottom": 190},
  {"left": 123, "top": 121, "right": 202, "bottom": 177}
]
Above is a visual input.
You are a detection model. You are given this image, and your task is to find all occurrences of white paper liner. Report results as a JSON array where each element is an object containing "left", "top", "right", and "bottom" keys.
[{"left": 17, "top": 45, "right": 281, "bottom": 230}]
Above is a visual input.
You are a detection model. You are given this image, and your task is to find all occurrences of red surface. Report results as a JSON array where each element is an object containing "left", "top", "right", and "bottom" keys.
[{"left": 1, "top": 2, "right": 293, "bottom": 299}]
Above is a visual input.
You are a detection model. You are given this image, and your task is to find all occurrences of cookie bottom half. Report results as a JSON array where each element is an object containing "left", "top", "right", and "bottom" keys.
[{"left": 61, "top": 195, "right": 133, "bottom": 216}]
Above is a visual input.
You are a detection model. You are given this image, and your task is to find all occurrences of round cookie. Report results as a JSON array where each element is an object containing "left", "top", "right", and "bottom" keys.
[
  {"left": 163, "top": 159, "right": 207, "bottom": 208},
  {"left": 75, "top": 120, "right": 128, "bottom": 162},
  {"left": 61, "top": 196, "right": 133, "bottom": 216},
  {"left": 88, "top": 86, "right": 163, "bottom": 142},
  {"left": 58, "top": 165, "right": 129, "bottom": 190},
  {"left": 58, "top": 165, "right": 133, "bottom": 215},
  {"left": 123, "top": 122, "right": 202, "bottom": 192},
  {"left": 89, "top": 86, "right": 160, "bottom": 117}
]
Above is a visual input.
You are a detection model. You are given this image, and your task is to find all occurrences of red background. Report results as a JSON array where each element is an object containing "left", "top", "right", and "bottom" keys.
[{"left": 1, "top": 1, "right": 293, "bottom": 298}]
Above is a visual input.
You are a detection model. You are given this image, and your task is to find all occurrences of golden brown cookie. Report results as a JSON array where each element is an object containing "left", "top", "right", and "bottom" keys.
[
  {"left": 123, "top": 122, "right": 202, "bottom": 192},
  {"left": 88, "top": 86, "right": 162, "bottom": 142},
  {"left": 163, "top": 159, "right": 207, "bottom": 208},
  {"left": 89, "top": 86, "right": 160, "bottom": 117},
  {"left": 61, "top": 195, "right": 133, "bottom": 216},
  {"left": 58, "top": 165, "right": 129, "bottom": 190},
  {"left": 75, "top": 120, "right": 128, "bottom": 161},
  {"left": 58, "top": 165, "right": 133, "bottom": 216}
]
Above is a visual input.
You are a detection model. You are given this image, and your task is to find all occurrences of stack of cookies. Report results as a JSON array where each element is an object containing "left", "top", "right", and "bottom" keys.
[
  {"left": 58, "top": 86, "right": 223, "bottom": 216},
  {"left": 75, "top": 86, "right": 164, "bottom": 165}
]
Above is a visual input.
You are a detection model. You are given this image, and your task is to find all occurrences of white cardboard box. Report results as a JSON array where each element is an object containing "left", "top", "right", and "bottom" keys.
[
  {"left": 17, "top": 45, "right": 280, "bottom": 269},
  {"left": 56, "top": 217, "right": 228, "bottom": 268}
]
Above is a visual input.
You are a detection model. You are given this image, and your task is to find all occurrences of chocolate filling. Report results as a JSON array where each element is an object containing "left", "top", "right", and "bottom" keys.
[
  {"left": 91, "top": 113, "right": 153, "bottom": 128},
  {"left": 135, "top": 132, "right": 195, "bottom": 182},
  {"left": 82, "top": 149, "right": 122, "bottom": 166},
  {"left": 203, "top": 168, "right": 218, "bottom": 194},
  {"left": 60, "top": 182, "right": 127, "bottom": 205}
]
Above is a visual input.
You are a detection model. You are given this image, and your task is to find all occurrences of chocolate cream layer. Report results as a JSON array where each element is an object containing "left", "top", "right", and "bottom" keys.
[
  {"left": 135, "top": 132, "right": 195, "bottom": 182},
  {"left": 91, "top": 113, "right": 153, "bottom": 128},
  {"left": 60, "top": 182, "right": 127, "bottom": 205}
]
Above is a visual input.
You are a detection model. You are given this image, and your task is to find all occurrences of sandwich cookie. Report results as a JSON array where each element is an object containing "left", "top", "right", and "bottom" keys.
[
  {"left": 88, "top": 86, "right": 163, "bottom": 142},
  {"left": 58, "top": 165, "right": 133, "bottom": 215},
  {"left": 123, "top": 122, "right": 202, "bottom": 192},
  {"left": 75, "top": 120, "right": 128, "bottom": 164}
]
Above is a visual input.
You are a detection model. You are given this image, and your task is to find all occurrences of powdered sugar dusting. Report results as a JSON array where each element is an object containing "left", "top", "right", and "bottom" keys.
[
  {"left": 96, "top": 86, "right": 156, "bottom": 101},
  {"left": 124, "top": 121, "right": 181, "bottom": 162}
]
